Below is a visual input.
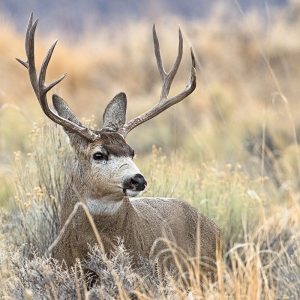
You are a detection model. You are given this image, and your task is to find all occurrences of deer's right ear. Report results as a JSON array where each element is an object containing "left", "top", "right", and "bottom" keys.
[
  {"left": 53, "top": 94, "right": 82, "bottom": 126},
  {"left": 102, "top": 92, "right": 127, "bottom": 131},
  {"left": 53, "top": 94, "right": 89, "bottom": 147}
]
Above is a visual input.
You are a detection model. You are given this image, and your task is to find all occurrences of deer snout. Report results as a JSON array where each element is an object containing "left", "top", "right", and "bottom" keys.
[
  {"left": 124, "top": 174, "right": 147, "bottom": 192},
  {"left": 131, "top": 174, "right": 147, "bottom": 191}
]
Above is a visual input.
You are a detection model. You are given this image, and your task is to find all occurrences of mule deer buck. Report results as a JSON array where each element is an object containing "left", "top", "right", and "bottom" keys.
[{"left": 17, "top": 14, "right": 222, "bottom": 275}]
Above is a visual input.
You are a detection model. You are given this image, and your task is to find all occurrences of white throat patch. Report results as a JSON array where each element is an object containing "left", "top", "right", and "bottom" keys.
[{"left": 86, "top": 198, "right": 122, "bottom": 216}]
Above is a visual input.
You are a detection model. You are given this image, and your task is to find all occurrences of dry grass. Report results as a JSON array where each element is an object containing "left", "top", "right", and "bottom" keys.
[
  {"left": 0, "top": 124, "right": 299, "bottom": 299},
  {"left": 1, "top": 2, "right": 300, "bottom": 299}
]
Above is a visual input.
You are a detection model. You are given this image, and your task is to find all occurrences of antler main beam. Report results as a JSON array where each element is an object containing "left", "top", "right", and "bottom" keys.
[
  {"left": 119, "top": 25, "right": 196, "bottom": 137},
  {"left": 17, "top": 13, "right": 98, "bottom": 141}
]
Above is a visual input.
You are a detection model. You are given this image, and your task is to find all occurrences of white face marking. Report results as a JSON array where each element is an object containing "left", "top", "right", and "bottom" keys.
[
  {"left": 125, "top": 189, "right": 141, "bottom": 197},
  {"left": 111, "top": 157, "right": 145, "bottom": 197},
  {"left": 90, "top": 148, "right": 145, "bottom": 200},
  {"left": 91, "top": 151, "right": 141, "bottom": 183},
  {"left": 109, "top": 156, "right": 141, "bottom": 180},
  {"left": 86, "top": 198, "right": 122, "bottom": 215}
]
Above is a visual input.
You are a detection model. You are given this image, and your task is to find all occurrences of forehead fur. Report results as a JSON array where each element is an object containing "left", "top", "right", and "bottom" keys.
[{"left": 91, "top": 130, "right": 134, "bottom": 157}]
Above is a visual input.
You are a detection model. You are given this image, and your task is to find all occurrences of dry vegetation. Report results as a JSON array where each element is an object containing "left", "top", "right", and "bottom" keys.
[{"left": 1, "top": 2, "right": 300, "bottom": 299}]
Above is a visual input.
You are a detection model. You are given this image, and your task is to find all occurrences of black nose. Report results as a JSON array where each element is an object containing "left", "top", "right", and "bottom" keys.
[{"left": 130, "top": 174, "right": 147, "bottom": 191}]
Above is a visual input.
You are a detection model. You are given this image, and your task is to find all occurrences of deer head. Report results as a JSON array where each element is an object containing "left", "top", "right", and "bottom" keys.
[{"left": 17, "top": 14, "right": 196, "bottom": 204}]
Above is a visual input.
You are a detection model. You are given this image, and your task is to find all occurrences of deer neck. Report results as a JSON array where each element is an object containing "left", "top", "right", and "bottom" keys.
[
  {"left": 92, "top": 197, "right": 134, "bottom": 233},
  {"left": 86, "top": 197, "right": 123, "bottom": 216},
  {"left": 61, "top": 161, "right": 128, "bottom": 225}
]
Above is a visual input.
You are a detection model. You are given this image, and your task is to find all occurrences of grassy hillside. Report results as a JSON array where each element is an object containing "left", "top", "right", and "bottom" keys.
[{"left": 1, "top": 3, "right": 300, "bottom": 298}]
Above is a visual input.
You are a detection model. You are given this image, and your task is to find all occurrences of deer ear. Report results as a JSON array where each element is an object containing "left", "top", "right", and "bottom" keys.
[
  {"left": 53, "top": 94, "right": 82, "bottom": 126},
  {"left": 53, "top": 94, "right": 89, "bottom": 148},
  {"left": 102, "top": 92, "right": 127, "bottom": 131}
]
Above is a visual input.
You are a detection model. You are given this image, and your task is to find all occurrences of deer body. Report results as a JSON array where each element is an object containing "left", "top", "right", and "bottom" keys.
[
  {"left": 18, "top": 14, "right": 222, "bottom": 274},
  {"left": 51, "top": 129, "right": 220, "bottom": 269},
  {"left": 54, "top": 186, "right": 220, "bottom": 269}
]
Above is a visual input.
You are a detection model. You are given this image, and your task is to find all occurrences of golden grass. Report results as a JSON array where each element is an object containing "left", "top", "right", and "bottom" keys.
[{"left": 0, "top": 124, "right": 299, "bottom": 298}]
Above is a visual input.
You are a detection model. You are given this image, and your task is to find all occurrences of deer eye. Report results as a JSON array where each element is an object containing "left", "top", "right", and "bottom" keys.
[{"left": 93, "top": 152, "right": 108, "bottom": 161}]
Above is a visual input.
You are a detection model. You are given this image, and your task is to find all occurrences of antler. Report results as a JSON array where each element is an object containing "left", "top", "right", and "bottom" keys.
[
  {"left": 119, "top": 25, "right": 196, "bottom": 137},
  {"left": 16, "top": 13, "right": 98, "bottom": 141}
]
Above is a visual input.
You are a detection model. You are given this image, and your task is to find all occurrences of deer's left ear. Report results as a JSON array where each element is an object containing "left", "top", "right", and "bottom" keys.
[{"left": 102, "top": 92, "right": 127, "bottom": 131}]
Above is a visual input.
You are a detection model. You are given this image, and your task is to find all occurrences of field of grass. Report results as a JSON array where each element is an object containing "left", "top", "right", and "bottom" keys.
[{"left": 1, "top": 2, "right": 300, "bottom": 299}]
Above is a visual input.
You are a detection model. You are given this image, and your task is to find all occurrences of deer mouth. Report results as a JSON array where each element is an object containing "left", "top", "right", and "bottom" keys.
[
  {"left": 123, "top": 188, "right": 141, "bottom": 197},
  {"left": 122, "top": 174, "right": 147, "bottom": 197}
]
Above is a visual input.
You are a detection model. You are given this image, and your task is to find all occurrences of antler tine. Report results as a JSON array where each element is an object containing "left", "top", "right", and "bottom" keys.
[
  {"left": 17, "top": 13, "right": 34, "bottom": 70},
  {"left": 39, "top": 40, "right": 58, "bottom": 90},
  {"left": 28, "top": 19, "right": 40, "bottom": 96},
  {"left": 119, "top": 27, "right": 196, "bottom": 138},
  {"left": 39, "top": 41, "right": 66, "bottom": 93},
  {"left": 162, "top": 28, "right": 183, "bottom": 99},
  {"left": 153, "top": 26, "right": 183, "bottom": 100},
  {"left": 152, "top": 25, "right": 166, "bottom": 81},
  {"left": 25, "top": 13, "right": 34, "bottom": 55},
  {"left": 15, "top": 57, "right": 28, "bottom": 69},
  {"left": 16, "top": 14, "right": 98, "bottom": 141}
]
